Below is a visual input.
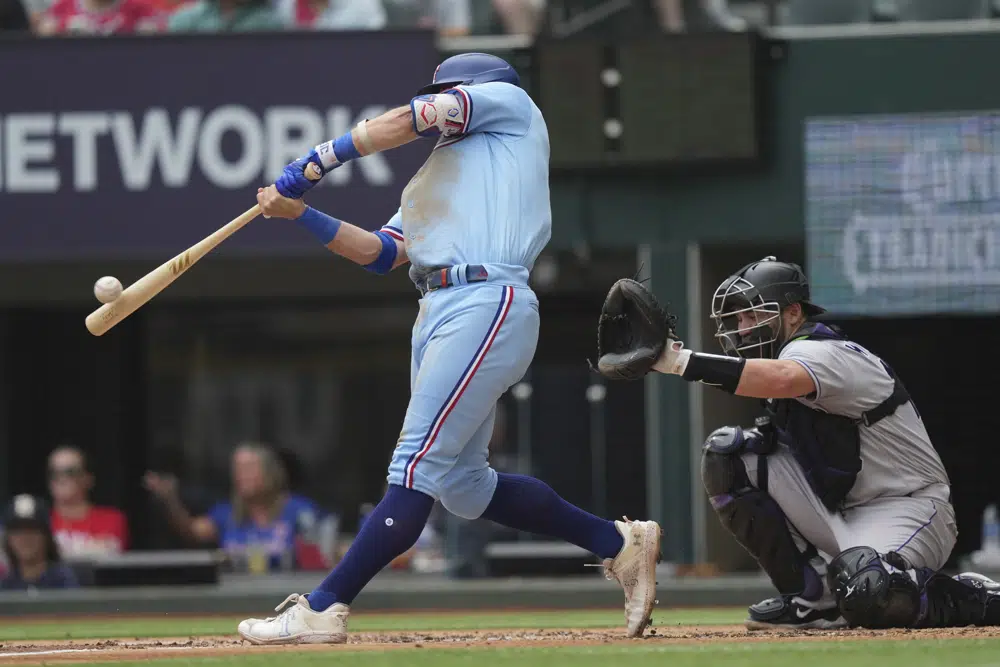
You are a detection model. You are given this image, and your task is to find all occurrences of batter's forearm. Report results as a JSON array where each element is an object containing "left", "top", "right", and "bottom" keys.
[
  {"left": 355, "top": 106, "right": 420, "bottom": 155},
  {"left": 311, "top": 106, "right": 418, "bottom": 174},
  {"left": 295, "top": 206, "right": 406, "bottom": 272},
  {"left": 326, "top": 221, "right": 383, "bottom": 265}
]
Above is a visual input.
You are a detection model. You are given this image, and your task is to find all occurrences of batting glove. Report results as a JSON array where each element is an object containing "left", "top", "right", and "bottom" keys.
[{"left": 275, "top": 150, "right": 336, "bottom": 199}]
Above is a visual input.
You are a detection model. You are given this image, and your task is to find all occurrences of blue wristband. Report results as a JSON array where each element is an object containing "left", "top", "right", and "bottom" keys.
[
  {"left": 296, "top": 206, "right": 342, "bottom": 245},
  {"left": 333, "top": 132, "right": 362, "bottom": 164}
]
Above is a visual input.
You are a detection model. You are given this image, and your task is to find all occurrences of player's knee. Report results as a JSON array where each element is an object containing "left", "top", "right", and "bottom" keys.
[
  {"left": 828, "top": 546, "right": 922, "bottom": 628},
  {"left": 701, "top": 426, "right": 752, "bottom": 499},
  {"left": 439, "top": 492, "right": 483, "bottom": 520},
  {"left": 439, "top": 469, "right": 495, "bottom": 520}
]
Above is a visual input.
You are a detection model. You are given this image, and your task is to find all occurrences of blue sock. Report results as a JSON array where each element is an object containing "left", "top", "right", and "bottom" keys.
[
  {"left": 308, "top": 484, "right": 433, "bottom": 611},
  {"left": 480, "top": 473, "right": 624, "bottom": 560}
]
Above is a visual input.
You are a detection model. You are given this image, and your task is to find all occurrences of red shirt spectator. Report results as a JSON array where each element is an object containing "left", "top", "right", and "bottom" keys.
[
  {"left": 47, "top": 446, "right": 129, "bottom": 560},
  {"left": 39, "top": 0, "right": 164, "bottom": 35},
  {"left": 50, "top": 506, "right": 128, "bottom": 559}
]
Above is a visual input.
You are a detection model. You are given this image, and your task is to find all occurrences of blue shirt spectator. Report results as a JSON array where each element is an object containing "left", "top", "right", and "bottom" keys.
[
  {"left": 145, "top": 442, "right": 334, "bottom": 573},
  {"left": 207, "top": 493, "right": 326, "bottom": 573}
]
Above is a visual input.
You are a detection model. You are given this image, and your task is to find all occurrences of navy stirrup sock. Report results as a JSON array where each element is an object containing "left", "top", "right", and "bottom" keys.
[
  {"left": 308, "top": 484, "right": 434, "bottom": 611},
  {"left": 480, "top": 473, "right": 624, "bottom": 560}
]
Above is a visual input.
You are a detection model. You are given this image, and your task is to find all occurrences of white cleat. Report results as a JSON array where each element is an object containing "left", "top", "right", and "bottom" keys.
[
  {"left": 237, "top": 594, "right": 349, "bottom": 645},
  {"left": 596, "top": 517, "right": 662, "bottom": 638}
]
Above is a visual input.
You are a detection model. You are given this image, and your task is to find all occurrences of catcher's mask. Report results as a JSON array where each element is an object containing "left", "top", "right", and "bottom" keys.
[{"left": 711, "top": 256, "right": 826, "bottom": 360}]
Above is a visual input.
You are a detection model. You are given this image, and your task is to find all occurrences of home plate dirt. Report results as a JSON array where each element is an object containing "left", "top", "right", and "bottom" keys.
[{"left": 2, "top": 626, "right": 1000, "bottom": 664}]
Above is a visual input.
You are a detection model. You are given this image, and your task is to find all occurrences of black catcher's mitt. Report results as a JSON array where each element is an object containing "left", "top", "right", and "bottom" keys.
[{"left": 593, "top": 278, "right": 678, "bottom": 381}]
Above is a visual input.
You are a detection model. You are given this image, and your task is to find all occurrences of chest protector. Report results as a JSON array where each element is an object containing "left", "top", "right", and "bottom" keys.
[{"left": 764, "top": 323, "right": 912, "bottom": 511}]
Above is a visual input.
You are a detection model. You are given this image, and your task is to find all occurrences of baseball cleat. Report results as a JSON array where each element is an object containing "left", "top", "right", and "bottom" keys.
[
  {"left": 745, "top": 595, "right": 847, "bottom": 631},
  {"left": 955, "top": 572, "right": 1000, "bottom": 592},
  {"left": 237, "top": 593, "right": 349, "bottom": 645},
  {"left": 596, "top": 517, "right": 662, "bottom": 638}
]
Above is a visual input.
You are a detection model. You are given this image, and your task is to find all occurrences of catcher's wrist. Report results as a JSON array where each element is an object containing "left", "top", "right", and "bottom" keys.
[
  {"left": 681, "top": 352, "right": 746, "bottom": 394},
  {"left": 652, "top": 342, "right": 691, "bottom": 375}
]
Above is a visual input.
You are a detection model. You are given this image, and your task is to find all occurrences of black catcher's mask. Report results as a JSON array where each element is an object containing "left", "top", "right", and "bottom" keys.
[{"left": 710, "top": 256, "right": 827, "bottom": 360}]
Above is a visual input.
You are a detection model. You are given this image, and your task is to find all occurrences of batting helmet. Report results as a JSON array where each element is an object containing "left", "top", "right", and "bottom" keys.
[
  {"left": 416, "top": 52, "right": 520, "bottom": 95},
  {"left": 710, "top": 256, "right": 826, "bottom": 359}
]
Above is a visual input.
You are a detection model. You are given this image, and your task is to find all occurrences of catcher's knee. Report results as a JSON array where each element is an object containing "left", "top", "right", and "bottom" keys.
[
  {"left": 703, "top": 426, "right": 816, "bottom": 595},
  {"left": 828, "top": 546, "right": 922, "bottom": 628},
  {"left": 701, "top": 426, "right": 754, "bottom": 499}
]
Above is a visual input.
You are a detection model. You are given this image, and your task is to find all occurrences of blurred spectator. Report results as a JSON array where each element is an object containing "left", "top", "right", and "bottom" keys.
[
  {"left": 275, "top": 0, "right": 385, "bottom": 29},
  {"left": 492, "top": 0, "right": 544, "bottom": 34},
  {"left": 144, "top": 444, "right": 220, "bottom": 551},
  {"left": 144, "top": 441, "right": 329, "bottom": 573},
  {"left": 384, "top": 0, "right": 470, "bottom": 36},
  {"left": 167, "top": 0, "right": 282, "bottom": 32},
  {"left": 652, "top": 0, "right": 746, "bottom": 32},
  {"left": 47, "top": 445, "right": 129, "bottom": 561},
  {"left": 1, "top": 495, "right": 79, "bottom": 591},
  {"left": 0, "top": 0, "right": 30, "bottom": 31},
  {"left": 36, "top": 0, "right": 164, "bottom": 34}
]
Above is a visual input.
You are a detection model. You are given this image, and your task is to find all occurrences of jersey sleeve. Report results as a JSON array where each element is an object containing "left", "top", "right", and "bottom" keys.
[
  {"left": 379, "top": 209, "right": 403, "bottom": 242},
  {"left": 448, "top": 82, "right": 533, "bottom": 137},
  {"left": 779, "top": 339, "right": 896, "bottom": 418}
]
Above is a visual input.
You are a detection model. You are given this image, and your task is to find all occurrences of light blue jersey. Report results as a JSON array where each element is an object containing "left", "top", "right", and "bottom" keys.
[
  {"left": 382, "top": 81, "right": 550, "bottom": 517},
  {"left": 377, "top": 82, "right": 551, "bottom": 289}
]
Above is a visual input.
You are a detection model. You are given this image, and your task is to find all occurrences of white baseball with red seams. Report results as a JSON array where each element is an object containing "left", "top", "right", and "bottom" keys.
[{"left": 93, "top": 276, "right": 123, "bottom": 304}]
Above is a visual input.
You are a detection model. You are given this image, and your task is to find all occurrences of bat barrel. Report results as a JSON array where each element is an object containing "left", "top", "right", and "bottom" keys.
[{"left": 84, "top": 205, "right": 261, "bottom": 336}]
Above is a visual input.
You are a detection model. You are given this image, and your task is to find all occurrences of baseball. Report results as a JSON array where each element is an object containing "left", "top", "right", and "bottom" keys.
[{"left": 94, "top": 276, "right": 123, "bottom": 304}]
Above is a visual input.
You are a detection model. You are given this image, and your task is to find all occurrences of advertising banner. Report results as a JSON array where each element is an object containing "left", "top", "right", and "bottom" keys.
[
  {"left": 805, "top": 112, "right": 1000, "bottom": 315},
  {"left": 0, "top": 32, "right": 437, "bottom": 261}
]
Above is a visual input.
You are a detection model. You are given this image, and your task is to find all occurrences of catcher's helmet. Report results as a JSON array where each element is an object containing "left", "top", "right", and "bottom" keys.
[
  {"left": 711, "top": 256, "right": 826, "bottom": 359},
  {"left": 416, "top": 52, "right": 520, "bottom": 96}
]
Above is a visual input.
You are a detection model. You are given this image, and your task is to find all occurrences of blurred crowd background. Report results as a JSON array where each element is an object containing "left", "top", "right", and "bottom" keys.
[{"left": 2, "top": 0, "right": 1000, "bottom": 39}]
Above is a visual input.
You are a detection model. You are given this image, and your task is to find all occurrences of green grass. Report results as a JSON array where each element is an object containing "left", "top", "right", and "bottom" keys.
[
  {"left": 43, "top": 639, "right": 1000, "bottom": 667},
  {"left": 0, "top": 608, "right": 745, "bottom": 641},
  {"left": 8, "top": 608, "right": 1000, "bottom": 667}
]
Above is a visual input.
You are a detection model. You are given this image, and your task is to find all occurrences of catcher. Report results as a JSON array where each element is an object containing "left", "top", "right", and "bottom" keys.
[{"left": 594, "top": 256, "right": 1000, "bottom": 630}]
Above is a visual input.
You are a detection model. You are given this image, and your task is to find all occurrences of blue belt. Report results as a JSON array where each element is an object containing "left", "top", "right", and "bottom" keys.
[{"left": 422, "top": 264, "right": 489, "bottom": 293}]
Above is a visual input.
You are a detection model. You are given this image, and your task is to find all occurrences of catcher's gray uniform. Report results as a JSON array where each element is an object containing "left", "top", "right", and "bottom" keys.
[
  {"left": 742, "top": 337, "right": 956, "bottom": 588},
  {"left": 593, "top": 259, "right": 1000, "bottom": 630}
]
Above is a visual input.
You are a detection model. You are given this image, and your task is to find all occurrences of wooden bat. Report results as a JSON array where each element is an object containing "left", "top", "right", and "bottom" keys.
[
  {"left": 85, "top": 204, "right": 261, "bottom": 336},
  {"left": 85, "top": 164, "right": 324, "bottom": 337}
]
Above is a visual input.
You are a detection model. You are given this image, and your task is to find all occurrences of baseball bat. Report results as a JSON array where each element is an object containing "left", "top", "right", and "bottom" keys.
[{"left": 84, "top": 163, "right": 324, "bottom": 337}]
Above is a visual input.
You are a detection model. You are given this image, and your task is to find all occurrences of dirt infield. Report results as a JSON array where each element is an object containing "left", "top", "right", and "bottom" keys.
[{"left": 2, "top": 626, "right": 1000, "bottom": 664}]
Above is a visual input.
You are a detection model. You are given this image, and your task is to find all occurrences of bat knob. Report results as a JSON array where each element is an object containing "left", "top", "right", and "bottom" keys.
[{"left": 305, "top": 163, "right": 323, "bottom": 181}]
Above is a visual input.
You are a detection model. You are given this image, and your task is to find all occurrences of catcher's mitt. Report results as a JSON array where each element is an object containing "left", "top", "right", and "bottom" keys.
[{"left": 593, "top": 278, "right": 678, "bottom": 381}]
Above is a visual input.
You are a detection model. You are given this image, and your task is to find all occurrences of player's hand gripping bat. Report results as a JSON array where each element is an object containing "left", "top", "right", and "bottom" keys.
[{"left": 84, "top": 164, "right": 323, "bottom": 337}]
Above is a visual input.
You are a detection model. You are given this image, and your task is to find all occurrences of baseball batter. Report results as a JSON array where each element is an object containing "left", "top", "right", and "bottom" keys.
[
  {"left": 594, "top": 257, "right": 1000, "bottom": 630},
  {"left": 238, "top": 53, "right": 662, "bottom": 645}
]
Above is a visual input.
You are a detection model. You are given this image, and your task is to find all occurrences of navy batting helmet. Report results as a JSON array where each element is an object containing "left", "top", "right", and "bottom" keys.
[{"left": 416, "top": 52, "right": 520, "bottom": 95}]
